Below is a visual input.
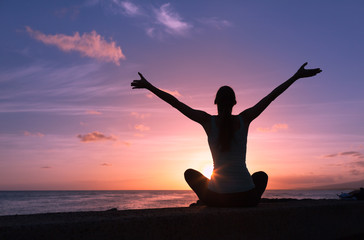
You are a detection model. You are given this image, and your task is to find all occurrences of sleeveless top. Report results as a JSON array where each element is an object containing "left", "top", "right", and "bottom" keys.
[{"left": 207, "top": 115, "right": 255, "bottom": 193}]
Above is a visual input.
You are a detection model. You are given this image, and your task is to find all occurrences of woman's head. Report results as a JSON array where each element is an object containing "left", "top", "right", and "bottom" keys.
[
  {"left": 214, "top": 86, "right": 236, "bottom": 151},
  {"left": 214, "top": 86, "right": 236, "bottom": 115},
  {"left": 214, "top": 86, "right": 236, "bottom": 106}
]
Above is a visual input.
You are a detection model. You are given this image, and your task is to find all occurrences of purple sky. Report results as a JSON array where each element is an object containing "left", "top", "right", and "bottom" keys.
[{"left": 0, "top": 1, "right": 363, "bottom": 190}]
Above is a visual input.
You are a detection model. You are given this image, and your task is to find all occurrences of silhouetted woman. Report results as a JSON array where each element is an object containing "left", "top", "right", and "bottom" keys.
[{"left": 131, "top": 62, "right": 321, "bottom": 207}]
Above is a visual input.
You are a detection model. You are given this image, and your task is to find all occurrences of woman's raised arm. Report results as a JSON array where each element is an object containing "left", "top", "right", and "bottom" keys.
[
  {"left": 131, "top": 72, "right": 210, "bottom": 124},
  {"left": 241, "top": 62, "right": 322, "bottom": 124}
]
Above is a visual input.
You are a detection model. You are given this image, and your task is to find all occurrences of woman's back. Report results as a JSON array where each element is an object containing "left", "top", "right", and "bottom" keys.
[{"left": 207, "top": 115, "right": 255, "bottom": 193}]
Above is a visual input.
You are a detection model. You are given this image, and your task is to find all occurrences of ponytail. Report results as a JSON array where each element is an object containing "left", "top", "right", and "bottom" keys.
[
  {"left": 217, "top": 115, "right": 234, "bottom": 152},
  {"left": 214, "top": 86, "right": 237, "bottom": 152}
]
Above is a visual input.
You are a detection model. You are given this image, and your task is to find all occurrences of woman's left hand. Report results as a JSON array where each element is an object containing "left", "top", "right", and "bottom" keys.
[{"left": 293, "top": 62, "right": 322, "bottom": 79}]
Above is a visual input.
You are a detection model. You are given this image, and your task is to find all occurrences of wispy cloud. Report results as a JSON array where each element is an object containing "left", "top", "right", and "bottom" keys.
[
  {"left": 26, "top": 26, "right": 125, "bottom": 65},
  {"left": 24, "top": 131, "right": 45, "bottom": 137},
  {"left": 322, "top": 151, "right": 364, "bottom": 159},
  {"left": 0, "top": 61, "right": 134, "bottom": 115},
  {"left": 352, "top": 161, "right": 364, "bottom": 167},
  {"left": 97, "top": 2, "right": 231, "bottom": 39},
  {"left": 145, "top": 28, "right": 156, "bottom": 38},
  {"left": 257, "top": 123, "right": 288, "bottom": 133},
  {"left": 134, "top": 124, "right": 150, "bottom": 132},
  {"left": 107, "top": 0, "right": 142, "bottom": 16},
  {"left": 77, "top": 131, "right": 117, "bottom": 142},
  {"left": 154, "top": 3, "right": 191, "bottom": 36},
  {"left": 341, "top": 151, "right": 364, "bottom": 158},
  {"left": 121, "top": 141, "right": 131, "bottom": 146},
  {"left": 349, "top": 169, "right": 361, "bottom": 176},
  {"left": 160, "top": 88, "right": 182, "bottom": 97},
  {"left": 131, "top": 112, "right": 150, "bottom": 119},
  {"left": 271, "top": 174, "right": 337, "bottom": 187},
  {"left": 119, "top": 1, "right": 140, "bottom": 16},
  {"left": 146, "top": 88, "right": 181, "bottom": 98},
  {"left": 323, "top": 151, "right": 364, "bottom": 175},
  {"left": 101, "top": 163, "right": 112, "bottom": 167},
  {"left": 85, "top": 110, "right": 102, "bottom": 115},
  {"left": 199, "top": 17, "right": 232, "bottom": 29},
  {"left": 146, "top": 93, "right": 154, "bottom": 99}
]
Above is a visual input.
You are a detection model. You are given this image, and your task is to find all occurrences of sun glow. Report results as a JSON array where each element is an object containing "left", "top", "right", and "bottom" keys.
[{"left": 202, "top": 164, "right": 214, "bottom": 179}]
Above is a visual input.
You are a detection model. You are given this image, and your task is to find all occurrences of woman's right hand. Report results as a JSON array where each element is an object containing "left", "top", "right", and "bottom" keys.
[
  {"left": 131, "top": 72, "right": 152, "bottom": 89},
  {"left": 293, "top": 62, "right": 322, "bottom": 79}
]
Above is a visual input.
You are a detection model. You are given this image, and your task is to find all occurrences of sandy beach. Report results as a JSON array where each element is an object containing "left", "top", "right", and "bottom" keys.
[{"left": 1, "top": 199, "right": 363, "bottom": 240}]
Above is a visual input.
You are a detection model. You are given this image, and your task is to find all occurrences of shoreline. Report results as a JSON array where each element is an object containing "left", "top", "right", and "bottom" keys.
[{"left": 1, "top": 199, "right": 364, "bottom": 239}]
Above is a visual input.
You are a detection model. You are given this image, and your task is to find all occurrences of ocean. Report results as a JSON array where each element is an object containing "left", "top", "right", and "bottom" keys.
[{"left": 0, "top": 189, "right": 349, "bottom": 216}]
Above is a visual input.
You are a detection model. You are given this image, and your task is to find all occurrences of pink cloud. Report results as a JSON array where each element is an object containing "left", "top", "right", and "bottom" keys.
[
  {"left": 26, "top": 26, "right": 125, "bottom": 65},
  {"left": 121, "top": 141, "right": 131, "bottom": 146},
  {"left": 101, "top": 163, "right": 112, "bottom": 167},
  {"left": 77, "top": 131, "right": 117, "bottom": 142},
  {"left": 146, "top": 93, "right": 154, "bottom": 98},
  {"left": 134, "top": 124, "right": 150, "bottom": 132},
  {"left": 85, "top": 110, "right": 102, "bottom": 115},
  {"left": 160, "top": 88, "right": 182, "bottom": 97},
  {"left": 130, "top": 112, "right": 150, "bottom": 119},
  {"left": 257, "top": 123, "right": 288, "bottom": 133},
  {"left": 24, "top": 131, "right": 44, "bottom": 137}
]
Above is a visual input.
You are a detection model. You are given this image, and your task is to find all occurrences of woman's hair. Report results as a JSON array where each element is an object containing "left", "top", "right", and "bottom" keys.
[
  {"left": 214, "top": 86, "right": 237, "bottom": 106},
  {"left": 214, "top": 86, "right": 236, "bottom": 152}
]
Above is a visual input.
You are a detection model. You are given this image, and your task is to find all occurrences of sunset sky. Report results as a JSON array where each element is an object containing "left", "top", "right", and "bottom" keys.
[{"left": 1, "top": 1, "right": 363, "bottom": 190}]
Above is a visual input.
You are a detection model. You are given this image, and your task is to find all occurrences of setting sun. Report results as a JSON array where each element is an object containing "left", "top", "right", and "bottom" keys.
[{"left": 202, "top": 165, "right": 214, "bottom": 179}]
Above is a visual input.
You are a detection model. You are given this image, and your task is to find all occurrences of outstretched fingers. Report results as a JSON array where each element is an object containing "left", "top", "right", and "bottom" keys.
[
  {"left": 131, "top": 80, "right": 141, "bottom": 89},
  {"left": 306, "top": 65, "right": 322, "bottom": 75},
  {"left": 131, "top": 72, "right": 150, "bottom": 89},
  {"left": 312, "top": 68, "right": 322, "bottom": 74},
  {"left": 295, "top": 62, "right": 322, "bottom": 79}
]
